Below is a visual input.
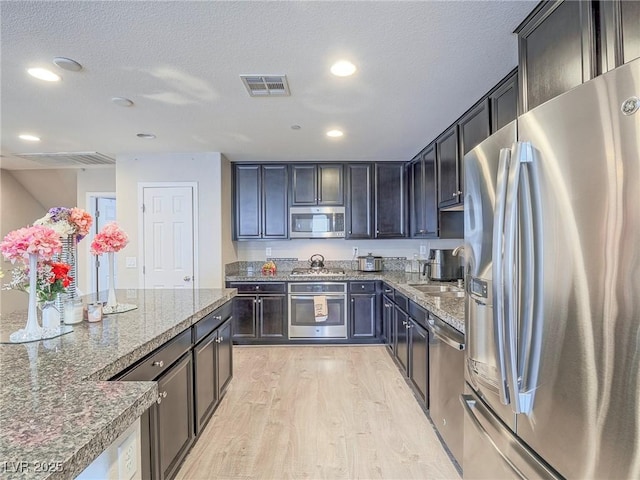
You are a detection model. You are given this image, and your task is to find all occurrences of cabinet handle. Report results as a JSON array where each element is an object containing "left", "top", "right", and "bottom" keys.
[
  {"left": 349, "top": 231, "right": 352, "bottom": 235},
  {"left": 156, "top": 391, "right": 167, "bottom": 404},
  {"left": 214, "top": 315, "right": 222, "bottom": 321},
  {"left": 152, "top": 360, "right": 164, "bottom": 368},
  {"left": 384, "top": 289, "right": 392, "bottom": 293},
  {"left": 402, "top": 321, "right": 407, "bottom": 326},
  {"left": 258, "top": 299, "right": 262, "bottom": 304},
  {"left": 457, "top": 190, "right": 463, "bottom": 195},
  {"left": 452, "top": 192, "right": 457, "bottom": 198},
  {"left": 254, "top": 286, "right": 260, "bottom": 291},
  {"left": 351, "top": 298, "right": 355, "bottom": 303},
  {"left": 384, "top": 303, "right": 392, "bottom": 308},
  {"left": 361, "top": 285, "right": 365, "bottom": 289}
]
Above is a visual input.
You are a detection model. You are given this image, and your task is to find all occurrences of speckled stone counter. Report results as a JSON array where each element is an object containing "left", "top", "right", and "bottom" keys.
[
  {"left": 0, "top": 288, "right": 236, "bottom": 480},
  {"left": 226, "top": 270, "right": 465, "bottom": 333}
]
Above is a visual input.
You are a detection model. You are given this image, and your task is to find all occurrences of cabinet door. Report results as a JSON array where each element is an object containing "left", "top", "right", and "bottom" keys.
[
  {"left": 410, "top": 145, "right": 438, "bottom": 238},
  {"left": 231, "top": 296, "right": 257, "bottom": 338},
  {"left": 216, "top": 318, "right": 233, "bottom": 397},
  {"left": 318, "top": 164, "right": 344, "bottom": 205},
  {"left": 345, "top": 163, "right": 373, "bottom": 239},
  {"left": 290, "top": 164, "right": 317, "bottom": 205},
  {"left": 155, "top": 353, "right": 194, "bottom": 480},
  {"left": 517, "top": 0, "right": 595, "bottom": 112},
  {"left": 437, "top": 126, "right": 460, "bottom": 208},
  {"left": 262, "top": 165, "right": 288, "bottom": 238},
  {"left": 458, "top": 99, "right": 490, "bottom": 201},
  {"left": 349, "top": 294, "right": 376, "bottom": 338},
  {"left": 382, "top": 295, "right": 394, "bottom": 348},
  {"left": 374, "top": 163, "right": 407, "bottom": 238},
  {"left": 234, "top": 165, "right": 261, "bottom": 239},
  {"left": 409, "top": 320, "right": 429, "bottom": 406},
  {"left": 259, "top": 295, "right": 287, "bottom": 338},
  {"left": 394, "top": 307, "right": 409, "bottom": 375},
  {"left": 193, "top": 333, "right": 217, "bottom": 435},
  {"left": 490, "top": 70, "right": 518, "bottom": 133}
]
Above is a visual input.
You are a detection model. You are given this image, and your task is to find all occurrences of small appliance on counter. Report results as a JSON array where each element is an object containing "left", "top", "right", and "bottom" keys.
[
  {"left": 357, "top": 253, "right": 383, "bottom": 272},
  {"left": 423, "top": 249, "right": 461, "bottom": 281}
]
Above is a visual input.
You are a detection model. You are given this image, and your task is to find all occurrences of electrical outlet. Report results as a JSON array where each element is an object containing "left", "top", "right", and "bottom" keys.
[
  {"left": 419, "top": 245, "right": 427, "bottom": 255},
  {"left": 352, "top": 247, "right": 359, "bottom": 257},
  {"left": 266, "top": 247, "right": 272, "bottom": 258}
]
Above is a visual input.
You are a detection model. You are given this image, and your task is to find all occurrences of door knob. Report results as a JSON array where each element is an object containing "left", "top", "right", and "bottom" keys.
[{"left": 184, "top": 276, "right": 192, "bottom": 282}]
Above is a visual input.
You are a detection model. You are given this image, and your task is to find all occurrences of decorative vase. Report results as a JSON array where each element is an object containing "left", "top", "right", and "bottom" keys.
[
  {"left": 106, "top": 251, "right": 117, "bottom": 308},
  {"left": 40, "top": 301, "right": 61, "bottom": 330},
  {"left": 9, "top": 253, "right": 43, "bottom": 343},
  {"left": 54, "top": 234, "right": 78, "bottom": 322}
]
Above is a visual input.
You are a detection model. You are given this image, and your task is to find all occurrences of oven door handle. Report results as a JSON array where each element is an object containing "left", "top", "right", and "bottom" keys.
[{"left": 289, "top": 295, "right": 345, "bottom": 299}]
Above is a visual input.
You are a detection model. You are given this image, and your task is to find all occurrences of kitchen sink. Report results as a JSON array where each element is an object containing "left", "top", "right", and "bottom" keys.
[{"left": 426, "top": 291, "right": 466, "bottom": 298}]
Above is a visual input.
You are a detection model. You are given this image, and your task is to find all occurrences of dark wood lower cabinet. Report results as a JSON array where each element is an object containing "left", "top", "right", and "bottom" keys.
[
  {"left": 216, "top": 318, "right": 233, "bottom": 396},
  {"left": 153, "top": 353, "right": 194, "bottom": 480},
  {"left": 349, "top": 281, "right": 378, "bottom": 338}
]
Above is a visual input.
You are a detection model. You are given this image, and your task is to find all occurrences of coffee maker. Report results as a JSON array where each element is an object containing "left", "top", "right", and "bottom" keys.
[{"left": 424, "top": 249, "right": 461, "bottom": 281}]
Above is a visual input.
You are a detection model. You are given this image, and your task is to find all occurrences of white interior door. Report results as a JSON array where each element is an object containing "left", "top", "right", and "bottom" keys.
[{"left": 142, "top": 186, "right": 196, "bottom": 289}]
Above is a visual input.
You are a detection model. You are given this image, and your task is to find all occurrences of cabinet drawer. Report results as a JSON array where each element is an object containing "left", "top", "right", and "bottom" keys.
[
  {"left": 350, "top": 281, "right": 377, "bottom": 294},
  {"left": 193, "top": 301, "right": 232, "bottom": 344},
  {"left": 229, "top": 282, "right": 286, "bottom": 294},
  {"left": 409, "top": 301, "right": 428, "bottom": 329},
  {"left": 394, "top": 291, "right": 408, "bottom": 313},
  {"left": 118, "top": 329, "right": 192, "bottom": 381},
  {"left": 381, "top": 283, "right": 395, "bottom": 300}
]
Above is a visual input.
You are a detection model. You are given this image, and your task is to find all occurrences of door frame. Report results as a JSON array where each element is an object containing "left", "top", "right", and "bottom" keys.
[
  {"left": 85, "top": 191, "right": 116, "bottom": 296},
  {"left": 137, "top": 182, "right": 199, "bottom": 290}
]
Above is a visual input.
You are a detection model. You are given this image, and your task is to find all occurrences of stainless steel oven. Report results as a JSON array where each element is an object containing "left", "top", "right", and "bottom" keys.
[{"left": 288, "top": 282, "right": 347, "bottom": 338}]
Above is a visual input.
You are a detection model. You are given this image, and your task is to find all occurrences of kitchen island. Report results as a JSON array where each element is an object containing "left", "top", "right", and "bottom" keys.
[{"left": 0, "top": 288, "right": 236, "bottom": 480}]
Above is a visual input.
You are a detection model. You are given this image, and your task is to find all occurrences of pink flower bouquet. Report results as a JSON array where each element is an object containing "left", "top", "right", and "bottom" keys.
[
  {"left": 90, "top": 222, "right": 129, "bottom": 255},
  {"left": 0, "top": 225, "right": 62, "bottom": 263},
  {"left": 34, "top": 207, "right": 93, "bottom": 241}
]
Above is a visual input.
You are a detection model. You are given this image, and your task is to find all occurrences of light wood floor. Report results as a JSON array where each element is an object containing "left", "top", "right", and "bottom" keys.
[{"left": 176, "top": 345, "right": 461, "bottom": 480}]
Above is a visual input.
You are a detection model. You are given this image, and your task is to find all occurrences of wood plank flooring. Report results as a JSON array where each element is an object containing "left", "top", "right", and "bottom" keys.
[{"left": 176, "top": 345, "right": 461, "bottom": 480}]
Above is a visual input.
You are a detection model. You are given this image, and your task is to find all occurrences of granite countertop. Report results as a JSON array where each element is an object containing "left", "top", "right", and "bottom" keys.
[
  {"left": 0, "top": 288, "right": 236, "bottom": 480},
  {"left": 226, "top": 270, "right": 465, "bottom": 333}
]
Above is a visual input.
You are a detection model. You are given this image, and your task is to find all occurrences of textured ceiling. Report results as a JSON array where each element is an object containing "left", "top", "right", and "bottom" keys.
[{"left": 0, "top": 0, "right": 537, "bottom": 169}]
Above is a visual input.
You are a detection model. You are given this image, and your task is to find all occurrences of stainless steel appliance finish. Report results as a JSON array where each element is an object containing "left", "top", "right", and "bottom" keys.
[
  {"left": 289, "top": 206, "right": 346, "bottom": 238},
  {"left": 290, "top": 267, "right": 345, "bottom": 276},
  {"left": 424, "top": 249, "right": 461, "bottom": 281},
  {"left": 357, "top": 253, "right": 383, "bottom": 272},
  {"left": 463, "top": 58, "right": 640, "bottom": 479},
  {"left": 427, "top": 313, "right": 465, "bottom": 467},
  {"left": 288, "top": 282, "right": 348, "bottom": 338}
]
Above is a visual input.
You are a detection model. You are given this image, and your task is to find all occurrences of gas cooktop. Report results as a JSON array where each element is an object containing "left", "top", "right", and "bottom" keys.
[{"left": 290, "top": 268, "right": 346, "bottom": 276}]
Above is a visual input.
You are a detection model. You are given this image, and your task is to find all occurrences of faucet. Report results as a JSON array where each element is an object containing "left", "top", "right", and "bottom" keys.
[{"left": 452, "top": 245, "right": 465, "bottom": 257}]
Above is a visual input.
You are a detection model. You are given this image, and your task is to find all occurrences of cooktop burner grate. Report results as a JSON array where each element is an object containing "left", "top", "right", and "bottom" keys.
[{"left": 290, "top": 268, "right": 346, "bottom": 276}]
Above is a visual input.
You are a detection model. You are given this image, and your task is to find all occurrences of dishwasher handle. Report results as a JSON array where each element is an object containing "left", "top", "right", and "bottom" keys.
[{"left": 428, "top": 315, "right": 465, "bottom": 350}]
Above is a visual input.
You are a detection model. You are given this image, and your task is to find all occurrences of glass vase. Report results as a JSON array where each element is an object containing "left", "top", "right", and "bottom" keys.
[
  {"left": 40, "top": 301, "right": 61, "bottom": 331},
  {"left": 9, "top": 253, "right": 43, "bottom": 343},
  {"left": 106, "top": 251, "right": 117, "bottom": 308},
  {"left": 54, "top": 234, "right": 78, "bottom": 322}
]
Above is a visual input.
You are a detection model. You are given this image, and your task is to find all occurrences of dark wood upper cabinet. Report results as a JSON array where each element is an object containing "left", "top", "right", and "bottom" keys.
[
  {"left": 345, "top": 163, "right": 373, "bottom": 239},
  {"left": 233, "top": 164, "right": 288, "bottom": 240},
  {"left": 458, "top": 98, "right": 491, "bottom": 199},
  {"left": 290, "top": 163, "right": 343, "bottom": 206},
  {"left": 374, "top": 163, "right": 408, "bottom": 238},
  {"left": 489, "top": 69, "right": 518, "bottom": 132},
  {"left": 600, "top": 0, "right": 640, "bottom": 72},
  {"left": 410, "top": 144, "right": 438, "bottom": 238},
  {"left": 436, "top": 126, "right": 460, "bottom": 209},
  {"left": 516, "top": 0, "right": 596, "bottom": 112}
]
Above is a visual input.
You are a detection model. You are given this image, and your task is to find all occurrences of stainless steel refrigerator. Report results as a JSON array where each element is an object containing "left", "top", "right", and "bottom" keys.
[{"left": 462, "top": 57, "right": 640, "bottom": 479}]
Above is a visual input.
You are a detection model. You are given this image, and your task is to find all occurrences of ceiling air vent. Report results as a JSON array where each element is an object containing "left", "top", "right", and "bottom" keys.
[
  {"left": 240, "top": 75, "right": 290, "bottom": 96},
  {"left": 13, "top": 151, "right": 115, "bottom": 167}
]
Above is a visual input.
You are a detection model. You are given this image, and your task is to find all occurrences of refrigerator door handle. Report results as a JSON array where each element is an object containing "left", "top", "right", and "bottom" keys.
[
  {"left": 492, "top": 147, "right": 512, "bottom": 406},
  {"left": 503, "top": 141, "right": 534, "bottom": 414}
]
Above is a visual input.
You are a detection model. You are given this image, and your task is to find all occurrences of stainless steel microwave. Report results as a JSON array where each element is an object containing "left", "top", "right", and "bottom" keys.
[{"left": 289, "top": 206, "right": 345, "bottom": 238}]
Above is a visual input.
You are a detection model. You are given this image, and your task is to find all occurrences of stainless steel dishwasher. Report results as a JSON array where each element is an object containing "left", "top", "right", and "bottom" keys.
[{"left": 427, "top": 312, "right": 465, "bottom": 469}]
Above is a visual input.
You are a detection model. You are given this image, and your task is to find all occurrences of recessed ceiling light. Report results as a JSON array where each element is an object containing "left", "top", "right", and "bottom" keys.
[
  {"left": 52, "top": 57, "right": 83, "bottom": 72},
  {"left": 27, "top": 67, "right": 61, "bottom": 82},
  {"left": 330, "top": 60, "right": 357, "bottom": 77},
  {"left": 136, "top": 133, "right": 156, "bottom": 139},
  {"left": 112, "top": 97, "right": 134, "bottom": 107},
  {"left": 291, "top": 125, "right": 301, "bottom": 130},
  {"left": 19, "top": 134, "right": 40, "bottom": 142},
  {"left": 326, "top": 129, "right": 344, "bottom": 138}
]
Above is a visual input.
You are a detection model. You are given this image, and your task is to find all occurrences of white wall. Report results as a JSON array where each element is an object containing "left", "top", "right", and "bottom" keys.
[
  {"left": 235, "top": 237, "right": 462, "bottom": 263},
  {"left": 115, "top": 152, "right": 232, "bottom": 289},
  {"left": 0, "top": 170, "right": 47, "bottom": 314}
]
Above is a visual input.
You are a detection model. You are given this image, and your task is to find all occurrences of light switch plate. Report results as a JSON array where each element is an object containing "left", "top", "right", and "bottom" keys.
[
  {"left": 125, "top": 257, "right": 137, "bottom": 268},
  {"left": 419, "top": 245, "right": 427, "bottom": 255},
  {"left": 266, "top": 247, "right": 272, "bottom": 258}
]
